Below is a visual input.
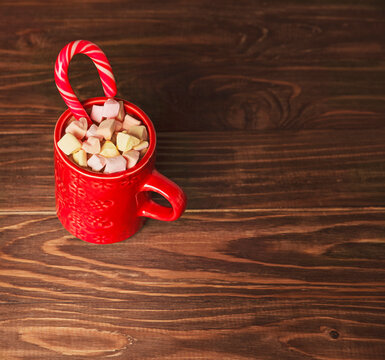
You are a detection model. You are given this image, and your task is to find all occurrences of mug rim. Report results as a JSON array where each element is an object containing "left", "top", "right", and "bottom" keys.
[{"left": 54, "top": 97, "right": 156, "bottom": 180}]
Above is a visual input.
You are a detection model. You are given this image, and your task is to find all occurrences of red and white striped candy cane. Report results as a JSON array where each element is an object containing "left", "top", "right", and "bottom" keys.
[{"left": 55, "top": 40, "right": 117, "bottom": 124}]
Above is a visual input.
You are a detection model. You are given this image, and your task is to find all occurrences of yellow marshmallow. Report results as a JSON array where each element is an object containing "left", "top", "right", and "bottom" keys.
[
  {"left": 128, "top": 125, "right": 148, "bottom": 141},
  {"left": 72, "top": 149, "right": 87, "bottom": 167},
  {"left": 133, "top": 141, "right": 149, "bottom": 151},
  {"left": 57, "top": 133, "right": 82, "bottom": 155},
  {"left": 100, "top": 140, "right": 119, "bottom": 157},
  {"left": 116, "top": 132, "right": 140, "bottom": 152}
]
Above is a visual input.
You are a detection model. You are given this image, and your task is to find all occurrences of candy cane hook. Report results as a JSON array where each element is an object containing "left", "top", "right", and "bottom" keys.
[{"left": 55, "top": 40, "right": 117, "bottom": 125}]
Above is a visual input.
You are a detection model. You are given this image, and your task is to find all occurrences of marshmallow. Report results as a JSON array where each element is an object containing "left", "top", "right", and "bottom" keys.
[
  {"left": 72, "top": 149, "right": 87, "bottom": 167},
  {"left": 115, "top": 120, "right": 123, "bottom": 132},
  {"left": 86, "top": 124, "right": 104, "bottom": 140},
  {"left": 67, "top": 115, "right": 77, "bottom": 124},
  {"left": 140, "top": 147, "right": 148, "bottom": 158},
  {"left": 133, "top": 141, "right": 149, "bottom": 151},
  {"left": 79, "top": 117, "right": 88, "bottom": 128},
  {"left": 128, "top": 125, "right": 148, "bottom": 141},
  {"left": 67, "top": 116, "right": 87, "bottom": 127},
  {"left": 116, "top": 101, "right": 125, "bottom": 122},
  {"left": 122, "top": 114, "right": 141, "bottom": 130},
  {"left": 104, "top": 155, "right": 127, "bottom": 174},
  {"left": 102, "top": 98, "right": 120, "bottom": 118},
  {"left": 97, "top": 119, "right": 116, "bottom": 140},
  {"left": 58, "top": 133, "right": 82, "bottom": 155},
  {"left": 82, "top": 136, "right": 100, "bottom": 154},
  {"left": 87, "top": 154, "right": 106, "bottom": 172},
  {"left": 100, "top": 140, "right": 119, "bottom": 157},
  {"left": 63, "top": 110, "right": 150, "bottom": 173},
  {"left": 116, "top": 132, "right": 140, "bottom": 152},
  {"left": 90, "top": 105, "right": 104, "bottom": 123},
  {"left": 122, "top": 150, "right": 140, "bottom": 169},
  {"left": 65, "top": 117, "right": 87, "bottom": 139}
]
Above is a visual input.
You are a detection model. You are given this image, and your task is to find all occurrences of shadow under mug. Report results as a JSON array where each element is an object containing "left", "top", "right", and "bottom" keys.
[{"left": 54, "top": 97, "right": 187, "bottom": 244}]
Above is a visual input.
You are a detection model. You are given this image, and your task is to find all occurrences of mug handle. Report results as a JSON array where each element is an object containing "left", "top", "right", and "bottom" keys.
[{"left": 138, "top": 170, "right": 187, "bottom": 221}]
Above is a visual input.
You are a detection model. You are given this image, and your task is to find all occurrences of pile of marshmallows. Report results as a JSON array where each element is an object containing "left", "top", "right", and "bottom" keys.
[{"left": 57, "top": 99, "right": 149, "bottom": 174}]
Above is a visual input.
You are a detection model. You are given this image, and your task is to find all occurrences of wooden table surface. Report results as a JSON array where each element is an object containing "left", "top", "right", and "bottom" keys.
[{"left": 1, "top": 1, "right": 385, "bottom": 359}]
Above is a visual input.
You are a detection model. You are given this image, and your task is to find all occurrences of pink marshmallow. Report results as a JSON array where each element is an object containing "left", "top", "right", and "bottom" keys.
[
  {"left": 82, "top": 136, "right": 101, "bottom": 154},
  {"left": 122, "top": 150, "right": 140, "bottom": 169},
  {"left": 102, "top": 98, "right": 120, "bottom": 119},
  {"left": 86, "top": 124, "right": 104, "bottom": 140},
  {"left": 78, "top": 117, "right": 88, "bottom": 128},
  {"left": 90, "top": 105, "right": 104, "bottom": 123},
  {"left": 104, "top": 155, "right": 127, "bottom": 174},
  {"left": 122, "top": 114, "right": 141, "bottom": 130},
  {"left": 87, "top": 154, "right": 106, "bottom": 172},
  {"left": 68, "top": 117, "right": 87, "bottom": 127},
  {"left": 97, "top": 119, "right": 116, "bottom": 140},
  {"left": 65, "top": 118, "right": 87, "bottom": 139}
]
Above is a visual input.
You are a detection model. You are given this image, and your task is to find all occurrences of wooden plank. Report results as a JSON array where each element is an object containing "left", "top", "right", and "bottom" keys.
[
  {"left": 1, "top": 130, "right": 385, "bottom": 211},
  {"left": 0, "top": 211, "right": 384, "bottom": 358},
  {"left": 1, "top": 1, "right": 384, "bottom": 359},
  {"left": 0, "top": 0, "right": 384, "bottom": 132},
  {"left": 0, "top": 302, "right": 384, "bottom": 360}
]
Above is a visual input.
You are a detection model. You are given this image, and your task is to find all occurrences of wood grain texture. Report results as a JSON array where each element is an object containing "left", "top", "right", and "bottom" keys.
[
  {"left": 1, "top": 0, "right": 385, "bottom": 359},
  {"left": 0, "top": 0, "right": 384, "bottom": 132},
  {"left": 1, "top": 129, "right": 385, "bottom": 211},
  {"left": 0, "top": 211, "right": 384, "bottom": 359}
]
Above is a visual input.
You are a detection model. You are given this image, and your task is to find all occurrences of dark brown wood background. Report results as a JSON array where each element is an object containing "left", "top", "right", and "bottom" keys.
[{"left": 0, "top": 0, "right": 385, "bottom": 359}]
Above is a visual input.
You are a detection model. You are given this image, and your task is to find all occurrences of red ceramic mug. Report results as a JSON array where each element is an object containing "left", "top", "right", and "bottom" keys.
[
  {"left": 53, "top": 40, "right": 186, "bottom": 244},
  {"left": 54, "top": 97, "right": 187, "bottom": 244}
]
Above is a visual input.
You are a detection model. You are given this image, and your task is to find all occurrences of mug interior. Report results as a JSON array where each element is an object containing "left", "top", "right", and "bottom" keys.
[{"left": 54, "top": 97, "right": 156, "bottom": 179}]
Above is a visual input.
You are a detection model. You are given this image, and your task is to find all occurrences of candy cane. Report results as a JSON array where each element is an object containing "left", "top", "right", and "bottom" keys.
[{"left": 55, "top": 40, "right": 117, "bottom": 124}]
